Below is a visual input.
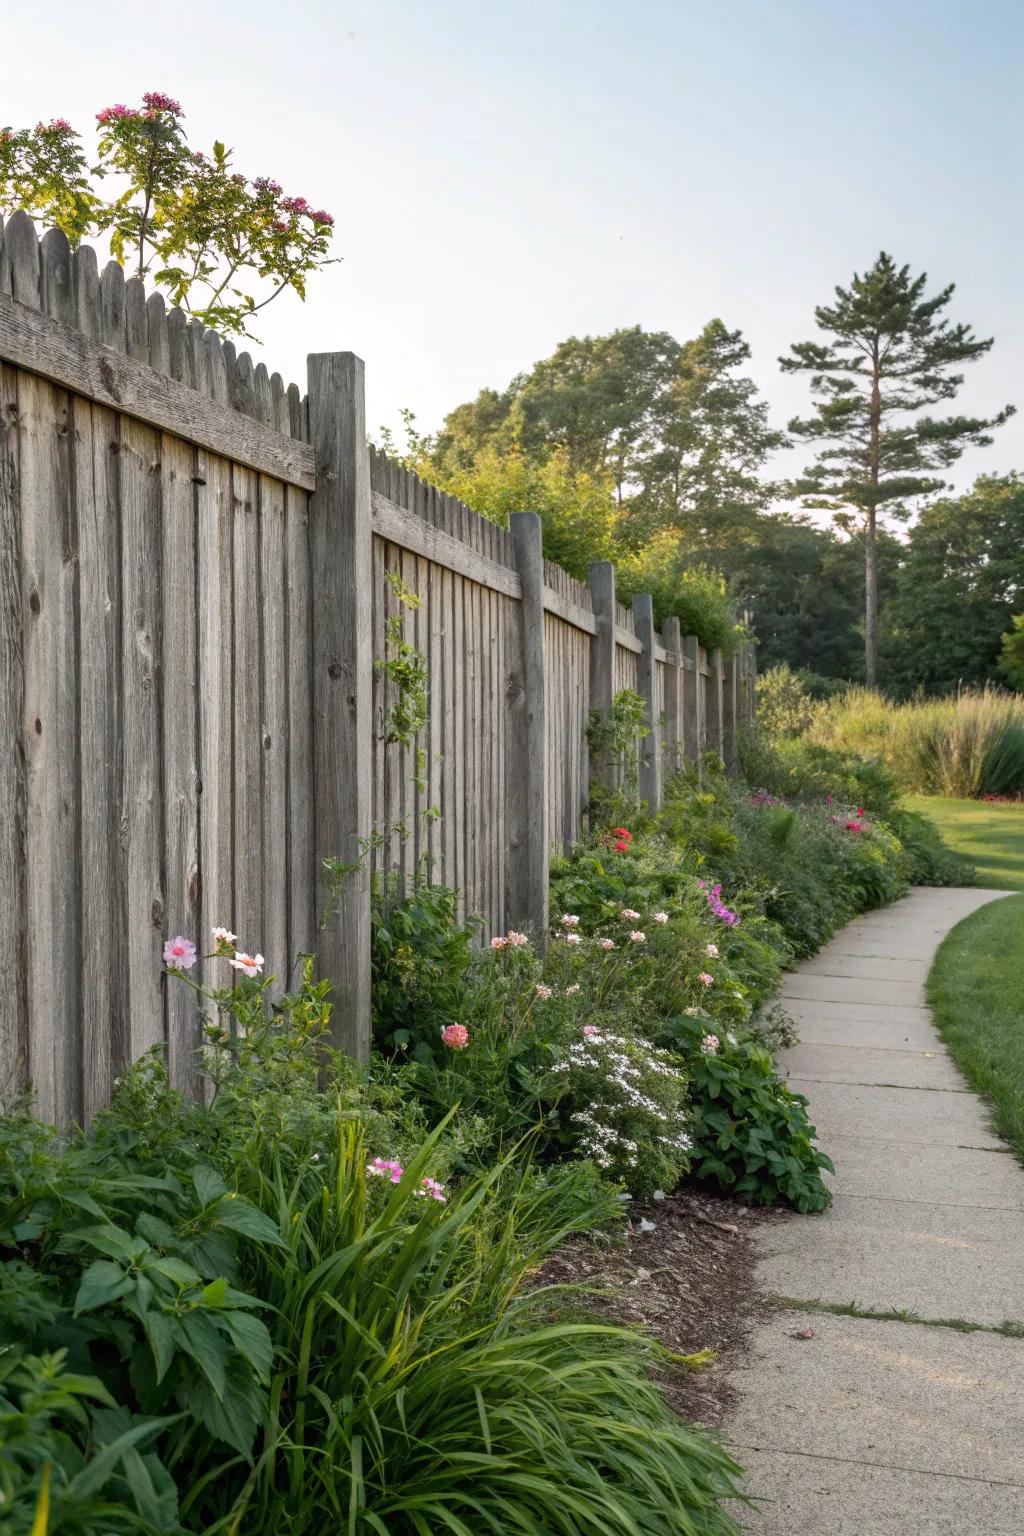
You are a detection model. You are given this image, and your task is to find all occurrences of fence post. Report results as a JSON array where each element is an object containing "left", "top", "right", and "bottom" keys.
[
  {"left": 663, "top": 616, "right": 682, "bottom": 780},
  {"left": 307, "top": 352, "right": 372, "bottom": 1063},
  {"left": 633, "top": 593, "right": 662, "bottom": 811},
  {"left": 682, "top": 635, "right": 700, "bottom": 759},
  {"left": 507, "top": 513, "right": 549, "bottom": 942},
  {"left": 706, "top": 648, "right": 724, "bottom": 761},
  {"left": 588, "top": 560, "right": 617, "bottom": 790},
  {"left": 722, "top": 652, "right": 738, "bottom": 774}
]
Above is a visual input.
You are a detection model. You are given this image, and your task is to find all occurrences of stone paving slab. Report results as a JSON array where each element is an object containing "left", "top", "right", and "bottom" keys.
[
  {"left": 755, "top": 1203, "right": 1024, "bottom": 1327},
  {"left": 726, "top": 1313, "right": 1024, "bottom": 1484},
  {"left": 728, "top": 1448, "right": 1024, "bottom": 1535},
  {"left": 787, "top": 1078, "right": 1003, "bottom": 1150},
  {"left": 725, "top": 889, "right": 1024, "bottom": 1531},
  {"left": 780, "top": 973, "right": 927, "bottom": 1007},
  {"left": 781, "top": 1041, "right": 962, "bottom": 1090},
  {"left": 820, "top": 1134, "right": 1024, "bottom": 1209},
  {"left": 796, "top": 953, "right": 931, "bottom": 982}
]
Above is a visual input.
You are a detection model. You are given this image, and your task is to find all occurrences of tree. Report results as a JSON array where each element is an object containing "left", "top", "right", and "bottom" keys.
[
  {"left": 997, "top": 617, "right": 1024, "bottom": 692},
  {"left": 0, "top": 94, "right": 335, "bottom": 337},
  {"left": 781, "top": 253, "right": 1014, "bottom": 686},
  {"left": 883, "top": 474, "right": 1024, "bottom": 694}
]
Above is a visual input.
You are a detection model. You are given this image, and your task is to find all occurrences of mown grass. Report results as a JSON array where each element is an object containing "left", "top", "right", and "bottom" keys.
[
  {"left": 927, "top": 892, "right": 1024, "bottom": 1159},
  {"left": 904, "top": 795, "right": 1024, "bottom": 890}
]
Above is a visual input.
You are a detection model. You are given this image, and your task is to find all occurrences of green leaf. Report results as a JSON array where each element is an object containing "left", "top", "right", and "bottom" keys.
[
  {"left": 178, "top": 1311, "right": 228, "bottom": 1399},
  {"left": 141, "top": 1308, "right": 176, "bottom": 1382},
  {"left": 212, "top": 1195, "right": 286, "bottom": 1248},
  {"left": 217, "top": 1309, "right": 274, "bottom": 1382},
  {"left": 148, "top": 1255, "right": 203, "bottom": 1288},
  {"left": 74, "top": 1260, "right": 132, "bottom": 1316},
  {"left": 193, "top": 1165, "right": 229, "bottom": 1208}
]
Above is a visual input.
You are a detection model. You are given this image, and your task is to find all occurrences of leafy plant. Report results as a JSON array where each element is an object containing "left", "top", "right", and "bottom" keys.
[{"left": 1, "top": 95, "right": 335, "bottom": 337}]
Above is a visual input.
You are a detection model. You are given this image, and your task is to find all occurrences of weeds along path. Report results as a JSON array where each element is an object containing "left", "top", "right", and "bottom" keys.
[{"left": 722, "top": 886, "right": 1024, "bottom": 1535}]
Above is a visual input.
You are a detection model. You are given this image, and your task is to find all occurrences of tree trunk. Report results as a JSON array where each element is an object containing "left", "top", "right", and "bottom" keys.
[
  {"left": 866, "top": 348, "right": 881, "bottom": 686},
  {"left": 864, "top": 507, "right": 878, "bottom": 687}
]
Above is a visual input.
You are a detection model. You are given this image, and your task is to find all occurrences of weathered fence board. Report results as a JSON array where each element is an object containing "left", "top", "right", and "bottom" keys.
[{"left": 0, "top": 218, "right": 756, "bottom": 1124}]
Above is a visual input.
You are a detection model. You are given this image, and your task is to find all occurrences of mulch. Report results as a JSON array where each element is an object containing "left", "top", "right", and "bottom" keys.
[{"left": 535, "top": 1186, "right": 790, "bottom": 1426}]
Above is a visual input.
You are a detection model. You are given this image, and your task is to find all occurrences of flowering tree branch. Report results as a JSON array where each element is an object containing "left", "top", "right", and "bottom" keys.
[{"left": 0, "top": 92, "right": 336, "bottom": 339}]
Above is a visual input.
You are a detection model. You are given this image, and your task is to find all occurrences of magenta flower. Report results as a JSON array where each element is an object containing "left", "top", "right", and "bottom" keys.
[
  {"left": 367, "top": 1157, "right": 404, "bottom": 1184},
  {"left": 416, "top": 1176, "right": 447, "bottom": 1203},
  {"left": 163, "top": 935, "right": 197, "bottom": 971},
  {"left": 441, "top": 1023, "right": 469, "bottom": 1050},
  {"left": 96, "top": 104, "right": 138, "bottom": 123},
  {"left": 142, "top": 91, "right": 183, "bottom": 114}
]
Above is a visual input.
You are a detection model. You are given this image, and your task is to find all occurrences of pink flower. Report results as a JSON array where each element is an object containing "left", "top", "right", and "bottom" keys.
[
  {"left": 310, "top": 209, "right": 334, "bottom": 227},
  {"left": 229, "top": 951, "right": 264, "bottom": 978},
  {"left": 163, "top": 935, "right": 197, "bottom": 970},
  {"left": 620, "top": 908, "right": 641, "bottom": 921},
  {"left": 505, "top": 930, "right": 529, "bottom": 948},
  {"left": 254, "top": 176, "right": 283, "bottom": 194},
  {"left": 96, "top": 104, "right": 138, "bottom": 123},
  {"left": 697, "top": 972, "right": 714, "bottom": 987},
  {"left": 142, "top": 91, "right": 183, "bottom": 114},
  {"left": 565, "top": 983, "right": 581, "bottom": 996},
  {"left": 628, "top": 930, "right": 646, "bottom": 944},
  {"left": 282, "top": 195, "right": 310, "bottom": 214},
  {"left": 652, "top": 912, "right": 669, "bottom": 924},
  {"left": 441, "top": 1023, "right": 469, "bottom": 1050},
  {"left": 535, "top": 984, "right": 553, "bottom": 1000},
  {"left": 701, "top": 1034, "right": 719, "bottom": 1055},
  {"left": 705, "top": 943, "right": 719, "bottom": 958},
  {"left": 583, "top": 1024, "right": 599, "bottom": 1038},
  {"left": 564, "top": 932, "right": 582, "bottom": 947},
  {"left": 211, "top": 925, "right": 236, "bottom": 947},
  {"left": 416, "top": 1176, "right": 447, "bottom": 1203},
  {"left": 490, "top": 936, "right": 509, "bottom": 950},
  {"left": 37, "top": 118, "right": 73, "bottom": 134},
  {"left": 367, "top": 1157, "right": 404, "bottom": 1184},
  {"left": 560, "top": 914, "right": 580, "bottom": 928},
  {"left": 599, "top": 938, "right": 615, "bottom": 951}
]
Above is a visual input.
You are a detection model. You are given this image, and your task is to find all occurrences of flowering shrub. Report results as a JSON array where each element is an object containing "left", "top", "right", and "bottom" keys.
[
  {"left": 0, "top": 94, "right": 335, "bottom": 337},
  {"left": 550, "top": 1023, "right": 692, "bottom": 1197},
  {"left": 371, "top": 876, "right": 479, "bottom": 1062}
]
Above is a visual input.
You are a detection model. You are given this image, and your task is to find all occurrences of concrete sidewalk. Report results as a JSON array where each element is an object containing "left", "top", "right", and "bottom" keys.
[{"left": 723, "top": 887, "right": 1024, "bottom": 1534}]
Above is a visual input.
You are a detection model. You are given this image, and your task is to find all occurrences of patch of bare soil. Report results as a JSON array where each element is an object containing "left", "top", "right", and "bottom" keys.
[{"left": 536, "top": 1188, "right": 789, "bottom": 1426}]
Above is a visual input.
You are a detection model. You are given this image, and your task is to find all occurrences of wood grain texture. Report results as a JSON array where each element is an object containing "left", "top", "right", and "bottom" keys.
[
  {"left": 507, "top": 514, "right": 548, "bottom": 939},
  {"left": 633, "top": 593, "right": 662, "bottom": 811},
  {"left": 0, "top": 291, "right": 316, "bottom": 488},
  {"left": 0, "top": 361, "right": 26, "bottom": 1106},
  {"left": 308, "top": 353, "right": 373, "bottom": 1062}
]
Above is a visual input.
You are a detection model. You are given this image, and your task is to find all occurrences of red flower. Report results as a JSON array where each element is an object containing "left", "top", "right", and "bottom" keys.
[{"left": 613, "top": 840, "right": 630, "bottom": 853}]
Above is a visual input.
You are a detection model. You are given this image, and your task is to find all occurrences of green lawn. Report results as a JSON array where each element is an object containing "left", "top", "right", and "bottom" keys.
[
  {"left": 904, "top": 795, "right": 1024, "bottom": 890},
  {"left": 928, "top": 893, "right": 1024, "bottom": 1159}
]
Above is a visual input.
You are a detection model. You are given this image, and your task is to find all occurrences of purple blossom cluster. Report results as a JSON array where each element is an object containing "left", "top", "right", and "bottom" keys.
[{"left": 698, "top": 879, "right": 740, "bottom": 927}]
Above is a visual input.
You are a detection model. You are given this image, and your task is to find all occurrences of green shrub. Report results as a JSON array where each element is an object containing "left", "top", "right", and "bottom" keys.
[
  {"left": 0, "top": 960, "right": 743, "bottom": 1535},
  {"left": 371, "top": 875, "right": 479, "bottom": 1061},
  {"left": 615, "top": 538, "right": 741, "bottom": 653},
  {"left": 754, "top": 663, "right": 819, "bottom": 740},
  {"left": 654, "top": 1013, "right": 833, "bottom": 1212}
]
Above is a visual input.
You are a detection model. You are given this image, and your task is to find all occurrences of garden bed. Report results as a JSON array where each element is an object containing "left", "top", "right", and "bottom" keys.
[{"left": 537, "top": 1189, "right": 784, "bottom": 1426}]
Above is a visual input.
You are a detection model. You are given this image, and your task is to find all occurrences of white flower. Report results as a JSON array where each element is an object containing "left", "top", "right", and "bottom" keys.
[
  {"left": 701, "top": 1033, "right": 719, "bottom": 1055},
  {"left": 619, "top": 908, "right": 641, "bottom": 921},
  {"left": 564, "top": 932, "right": 582, "bottom": 946},
  {"left": 599, "top": 938, "right": 615, "bottom": 951},
  {"left": 505, "top": 930, "right": 529, "bottom": 948},
  {"left": 560, "top": 914, "right": 580, "bottom": 928},
  {"left": 628, "top": 930, "right": 646, "bottom": 944},
  {"left": 652, "top": 912, "right": 668, "bottom": 924},
  {"left": 535, "top": 984, "right": 552, "bottom": 1000},
  {"left": 565, "top": 983, "right": 581, "bottom": 996},
  {"left": 212, "top": 925, "right": 237, "bottom": 945},
  {"left": 705, "top": 942, "right": 719, "bottom": 958},
  {"left": 229, "top": 951, "right": 264, "bottom": 978}
]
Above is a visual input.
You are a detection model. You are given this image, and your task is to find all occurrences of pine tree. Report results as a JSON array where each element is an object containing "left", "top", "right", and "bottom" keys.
[{"left": 781, "top": 253, "right": 1014, "bottom": 685}]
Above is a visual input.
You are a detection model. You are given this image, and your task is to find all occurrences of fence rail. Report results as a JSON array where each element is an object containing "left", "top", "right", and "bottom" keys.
[{"left": 0, "top": 214, "right": 755, "bottom": 1125}]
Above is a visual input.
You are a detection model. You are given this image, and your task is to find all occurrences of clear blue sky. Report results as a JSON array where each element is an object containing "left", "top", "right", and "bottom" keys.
[{"left": 4, "top": 0, "right": 1022, "bottom": 493}]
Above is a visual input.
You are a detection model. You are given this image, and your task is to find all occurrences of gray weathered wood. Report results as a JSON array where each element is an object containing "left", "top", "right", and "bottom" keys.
[
  {"left": 507, "top": 513, "right": 549, "bottom": 940},
  {"left": 308, "top": 352, "right": 373, "bottom": 1062},
  {"left": 614, "top": 624, "right": 644, "bottom": 655},
  {"left": 6, "top": 212, "right": 40, "bottom": 308},
  {"left": 39, "top": 229, "right": 74, "bottom": 326},
  {"left": 682, "top": 634, "right": 700, "bottom": 760},
  {"left": 662, "top": 616, "right": 682, "bottom": 780},
  {"left": 588, "top": 561, "right": 617, "bottom": 790},
  {"left": 161, "top": 432, "right": 200, "bottom": 1092},
  {"left": 73, "top": 245, "right": 100, "bottom": 340},
  {"left": 0, "top": 291, "right": 316, "bottom": 489},
  {"left": 632, "top": 593, "right": 662, "bottom": 811},
  {"left": 540, "top": 581, "right": 598, "bottom": 635},
  {"left": 706, "top": 648, "right": 724, "bottom": 760},
  {"left": 722, "top": 652, "right": 738, "bottom": 774},
  {"left": 372, "top": 489, "right": 521, "bottom": 600},
  {"left": 0, "top": 360, "right": 26, "bottom": 1106}
]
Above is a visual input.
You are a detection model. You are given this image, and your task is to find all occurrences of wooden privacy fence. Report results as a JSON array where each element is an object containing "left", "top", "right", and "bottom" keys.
[{"left": 0, "top": 214, "right": 755, "bottom": 1125}]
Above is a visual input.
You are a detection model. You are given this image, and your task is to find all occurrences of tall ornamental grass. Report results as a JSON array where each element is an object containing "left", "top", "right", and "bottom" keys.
[{"left": 811, "top": 687, "right": 1024, "bottom": 799}]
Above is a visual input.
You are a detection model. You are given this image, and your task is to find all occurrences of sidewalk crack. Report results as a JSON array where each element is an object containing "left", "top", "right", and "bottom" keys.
[{"left": 773, "top": 1295, "right": 1024, "bottom": 1340}]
